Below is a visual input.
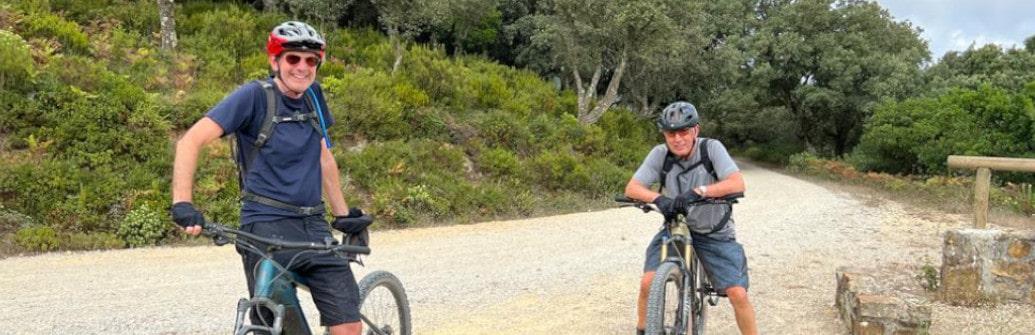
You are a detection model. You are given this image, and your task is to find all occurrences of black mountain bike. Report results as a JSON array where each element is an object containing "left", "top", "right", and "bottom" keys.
[
  {"left": 201, "top": 221, "right": 412, "bottom": 335},
  {"left": 616, "top": 193, "right": 742, "bottom": 335}
]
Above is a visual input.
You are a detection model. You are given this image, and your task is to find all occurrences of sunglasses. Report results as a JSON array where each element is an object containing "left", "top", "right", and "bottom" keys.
[
  {"left": 662, "top": 128, "right": 694, "bottom": 138},
  {"left": 284, "top": 54, "right": 320, "bottom": 67}
]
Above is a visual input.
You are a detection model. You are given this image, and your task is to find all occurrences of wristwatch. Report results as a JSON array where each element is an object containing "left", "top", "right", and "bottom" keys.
[{"left": 696, "top": 185, "right": 708, "bottom": 197}]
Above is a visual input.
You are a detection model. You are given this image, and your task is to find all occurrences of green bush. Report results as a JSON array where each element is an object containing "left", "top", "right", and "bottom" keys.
[
  {"left": 65, "top": 232, "right": 124, "bottom": 250},
  {"left": 14, "top": 226, "right": 59, "bottom": 252},
  {"left": 323, "top": 69, "right": 407, "bottom": 140},
  {"left": 19, "top": 10, "right": 90, "bottom": 54},
  {"left": 528, "top": 149, "right": 592, "bottom": 191},
  {"left": 477, "top": 147, "right": 521, "bottom": 178},
  {"left": 854, "top": 85, "right": 1035, "bottom": 179},
  {"left": 117, "top": 204, "right": 168, "bottom": 247},
  {"left": 0, "top": 207, "right": 34, "bottom": 236},
  {"left": 0, "top": 30, "right": 34, "bottom": 90}
]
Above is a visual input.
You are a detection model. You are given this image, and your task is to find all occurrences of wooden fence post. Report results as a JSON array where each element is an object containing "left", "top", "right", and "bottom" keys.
[
  {"left": 973, "top": 167, "right": 991, "bottom": 228},
  {"left": 947, "top": 155, "right": 1035, "bottom": 228}
]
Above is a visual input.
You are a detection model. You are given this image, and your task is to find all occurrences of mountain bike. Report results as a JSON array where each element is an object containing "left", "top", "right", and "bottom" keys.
[
  {"left": 201, "top": 221, "right": 412, "bottom": 335},
  {"left": 616, "top": 193, "right": 742, "bottom": 335}
]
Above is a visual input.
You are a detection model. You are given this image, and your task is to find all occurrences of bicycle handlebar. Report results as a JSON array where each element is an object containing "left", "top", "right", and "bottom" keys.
[
  {"left": 614, "top": 192, "right": 744, "bottom": 213},
  {"left": 202, "top": 221, "right": 371, "bottom": 255}
]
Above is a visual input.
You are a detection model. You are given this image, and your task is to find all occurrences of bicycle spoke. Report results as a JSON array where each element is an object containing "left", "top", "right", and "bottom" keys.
[{"left": 361, "top": 285, "right": 401, "bottom": 335}]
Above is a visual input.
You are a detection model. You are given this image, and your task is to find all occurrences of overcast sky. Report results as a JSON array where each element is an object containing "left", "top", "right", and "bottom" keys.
[{"left": 874, "top": 0, "right": 1035, "bottom": 60}]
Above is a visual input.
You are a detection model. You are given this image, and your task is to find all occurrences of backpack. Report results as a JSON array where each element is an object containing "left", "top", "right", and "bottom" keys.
[
  {"left": 658, "top": 137, "right": 733, "bottom": 235},
  {"left": 230, "top": 79, "right": 330, "bottom": 216}
]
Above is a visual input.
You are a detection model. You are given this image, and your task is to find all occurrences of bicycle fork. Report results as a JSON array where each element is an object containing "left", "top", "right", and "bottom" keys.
[{"left": 661, "top": 230, "right": 694, "bottom": 335}]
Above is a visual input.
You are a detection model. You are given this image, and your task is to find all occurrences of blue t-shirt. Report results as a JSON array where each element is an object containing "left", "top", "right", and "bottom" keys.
[{"left": 205, "top": 79, "right": 333, "bottom": 225}]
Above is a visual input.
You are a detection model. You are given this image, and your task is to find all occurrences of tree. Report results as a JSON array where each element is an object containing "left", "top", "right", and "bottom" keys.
[
  {"left": 157, "top": 0, "right": 177, "bottom": 51},
  {"left": 282, "top": 0, "right": 354, "bottom": 26},
  {"left": 747, "top": 0, "right": 927, "bottom": 155},
  {"left": 518, "top": 0, "right": 689, "bottom": 125},
  {"left": 422, "top": 0, "right": 501, "bottom": 55},
  {"left": 926, "top": 44, "right": 1035, "bottom": 94},
  {"left": 371, "top": 0, "right": 429, "bottom": 74}
]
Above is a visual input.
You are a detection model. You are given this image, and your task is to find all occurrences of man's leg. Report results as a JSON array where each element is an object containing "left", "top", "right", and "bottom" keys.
[
  {"left": 328, "top": 321, "right": 361, "bottom": 335},
  {"left": 725, "top": 286, "right": 757, "bottom": 335},
  {"left": 637, "top": 271, "right": 655, "bottom": 332},
  {"left": 639, "top": 230, "right": 667, "bottom": 333}
]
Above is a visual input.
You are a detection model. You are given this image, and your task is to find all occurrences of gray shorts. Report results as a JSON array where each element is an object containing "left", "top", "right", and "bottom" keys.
[{"left": 644, "top": 228, "right": 749, "bottom": 291}]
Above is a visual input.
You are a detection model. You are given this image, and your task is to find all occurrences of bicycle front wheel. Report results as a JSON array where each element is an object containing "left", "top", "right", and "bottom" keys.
[
  {"left": 357, "top": 270, "right": 412, "bottom": 335},
  {"left": 645, "top": 262, "right": 687, "bottom": 335},
  {"left": 691, "top": 258, "right": 708, "bottom": 335}
]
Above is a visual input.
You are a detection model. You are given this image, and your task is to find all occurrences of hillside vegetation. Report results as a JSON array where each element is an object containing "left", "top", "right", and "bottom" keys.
[
  {"left": 1, "top": 0, "right": 1032, "bottom": 253},
  {"left": 0, "top": 1, "right": 654, "bottom": 252}
]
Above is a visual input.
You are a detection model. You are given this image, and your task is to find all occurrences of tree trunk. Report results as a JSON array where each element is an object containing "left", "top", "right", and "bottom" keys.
[
  {"left": 390, "top": 32, "right": 404, "bottom": 75},
  {"left": 157, "top": 0, "right": 178, "bottom": 51},
  {"left": 573, "top": 65, "right": 602, "bottom": 118},
  {"left": 579, "top": 53, "right": 627, "bottom": 125},
  {"left": 263, "top": 0, "right": 278, "bottom": 12}
]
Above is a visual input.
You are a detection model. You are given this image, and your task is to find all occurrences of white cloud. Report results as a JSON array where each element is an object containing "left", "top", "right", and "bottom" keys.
[{"left": 875, "top": 0, "right": 1035, "bottom": 58}]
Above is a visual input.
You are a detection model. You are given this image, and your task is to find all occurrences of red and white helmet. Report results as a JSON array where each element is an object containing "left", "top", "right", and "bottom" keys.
[{"left": 266, "top": 21, "right": 326, "bottom": 60}]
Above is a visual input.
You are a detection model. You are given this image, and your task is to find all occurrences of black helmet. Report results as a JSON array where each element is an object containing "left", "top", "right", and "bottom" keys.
[{"left": 656, "top": 101, "right": 700, "bottom": 131}]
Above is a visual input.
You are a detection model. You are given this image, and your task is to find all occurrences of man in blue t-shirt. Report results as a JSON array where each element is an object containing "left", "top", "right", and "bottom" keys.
[
  {"left": 625, "top": 101, "right": 758, "bottom": 335},
  {"left": 170, "top": 21, "right": 364, "bottom": 335}
]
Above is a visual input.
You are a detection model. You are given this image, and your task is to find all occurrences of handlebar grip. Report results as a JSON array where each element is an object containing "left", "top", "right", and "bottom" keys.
[
  {"left": 723, "top": 192, "right": 745, "bottom": 200},
  {"left": 614, "top": 194, "right": 633, "bottom": 203}
]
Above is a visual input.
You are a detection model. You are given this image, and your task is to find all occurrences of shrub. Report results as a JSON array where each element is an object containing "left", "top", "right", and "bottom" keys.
[
  {"left": 528, "top": 149, "right": 592, "bottom": 191},
  {"left": 117, "top": 204, "right": 168, "bottom": 247},
  {"left": 477, "top": 147, "right": 521, "bottom": 178},
  {"left": 0, "top": 207, "right": 33, "bottom": 236},
  {"left": 65, "top": 232, "right": 124, "bottom": 250},
  {"left": 19, "top": 11, "right": 90, "bottom": 54},
  {"left": 322, "top": 69, "right": 407, "bottom": 140},
  {"left": 14, "top": 226, "right": 59, "bottom": 252},
  {"left": 0, "top": 30, "right": 34, "bottom": 89},
  {"left": 854, "top": 85, "right": 1035, "bottom": 179}
]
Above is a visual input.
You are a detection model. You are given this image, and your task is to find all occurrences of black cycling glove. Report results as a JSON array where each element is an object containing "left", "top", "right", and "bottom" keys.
[
  {"left": 332, "top": 207, "right": 373, "bottom": 234},
  {"left": 652, "top": 195, "right": 679, "bottom": 219},
  {"left": 672, "top": 191, "right": 703, "bottom": 212},
  {"left": 170, "top": 202, "right": 205, "bottom": 228}
]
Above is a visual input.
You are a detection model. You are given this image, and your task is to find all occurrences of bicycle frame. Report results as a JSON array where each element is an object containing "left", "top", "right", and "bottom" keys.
[
  {"left": 201, "top": 222, "right": 377, "bottom": 335},
  {"left": 617, "top": 193, "right": 741, "bottom": 335},
  {"left": 234, "top": 257, "right": 313, "bottom": 335}
]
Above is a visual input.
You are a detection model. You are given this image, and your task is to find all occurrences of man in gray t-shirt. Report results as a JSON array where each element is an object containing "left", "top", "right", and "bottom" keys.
[{"left": 625, "top": 101, "right": 758, "bottom": 335}]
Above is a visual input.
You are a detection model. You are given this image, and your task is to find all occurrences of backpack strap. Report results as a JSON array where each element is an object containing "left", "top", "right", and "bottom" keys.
[
  {"left": 658, "top": 150, "right": 678, "bottom": 194},
  {"left": 659, "top": 138, "right": 718, "bottom": 193},
  {"left": 255, "top": 80, "right": 279, "bottom": 148}
]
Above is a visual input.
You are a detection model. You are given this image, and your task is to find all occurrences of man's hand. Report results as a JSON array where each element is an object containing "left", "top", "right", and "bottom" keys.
[
  {"left": 332, "top": 207, "right": 373, "bottom": 234},
  {"left": 672, "top": 191, "right": 703, "bottom": 212},
  {"left": 652, "top": 195, "right": 679, "bottom": 220},
  {"left": 171, "top": 202, "right": 205, "bottom": 236}
]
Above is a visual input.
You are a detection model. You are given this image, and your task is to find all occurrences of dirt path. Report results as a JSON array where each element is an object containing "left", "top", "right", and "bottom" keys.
[{"left": 2, "top": 162, "right": 1032, "bottom": 334}]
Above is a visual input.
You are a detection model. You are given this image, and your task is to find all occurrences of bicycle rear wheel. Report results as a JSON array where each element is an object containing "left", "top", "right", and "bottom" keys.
[
  {"left": 645, "top": 262, "right": 687, "bottom": 335},
  {"left": 357, "top": 270, "right": 411, "bottom": 335}
]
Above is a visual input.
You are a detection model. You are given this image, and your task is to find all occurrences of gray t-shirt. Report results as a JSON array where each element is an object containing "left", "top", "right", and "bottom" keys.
[
  {"left": 633, "top": 138, "right": 739, "bottom": 196},
  {"left": 632, "top": 138, "right": 740, "bottom": 236}
]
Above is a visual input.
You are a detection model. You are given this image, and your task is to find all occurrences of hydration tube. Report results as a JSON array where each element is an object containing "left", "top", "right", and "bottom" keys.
[{"left": 306, "top": 87, "right": 332, "bottom": 148}]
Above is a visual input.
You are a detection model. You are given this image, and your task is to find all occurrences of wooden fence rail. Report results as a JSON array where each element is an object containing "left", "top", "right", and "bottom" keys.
[{"left": 947, "top": 155, "right": 1035, "bottom": 228}]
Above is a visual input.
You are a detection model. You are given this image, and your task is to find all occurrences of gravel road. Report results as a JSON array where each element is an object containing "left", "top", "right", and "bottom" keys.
[{"left": 2, "top": 161, "right": 1032, "bottom": 334}]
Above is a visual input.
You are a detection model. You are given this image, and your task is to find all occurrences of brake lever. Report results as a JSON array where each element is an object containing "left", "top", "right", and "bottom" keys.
[{"left": 213, "top": 234, "right": 231, "bottom": 246}]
